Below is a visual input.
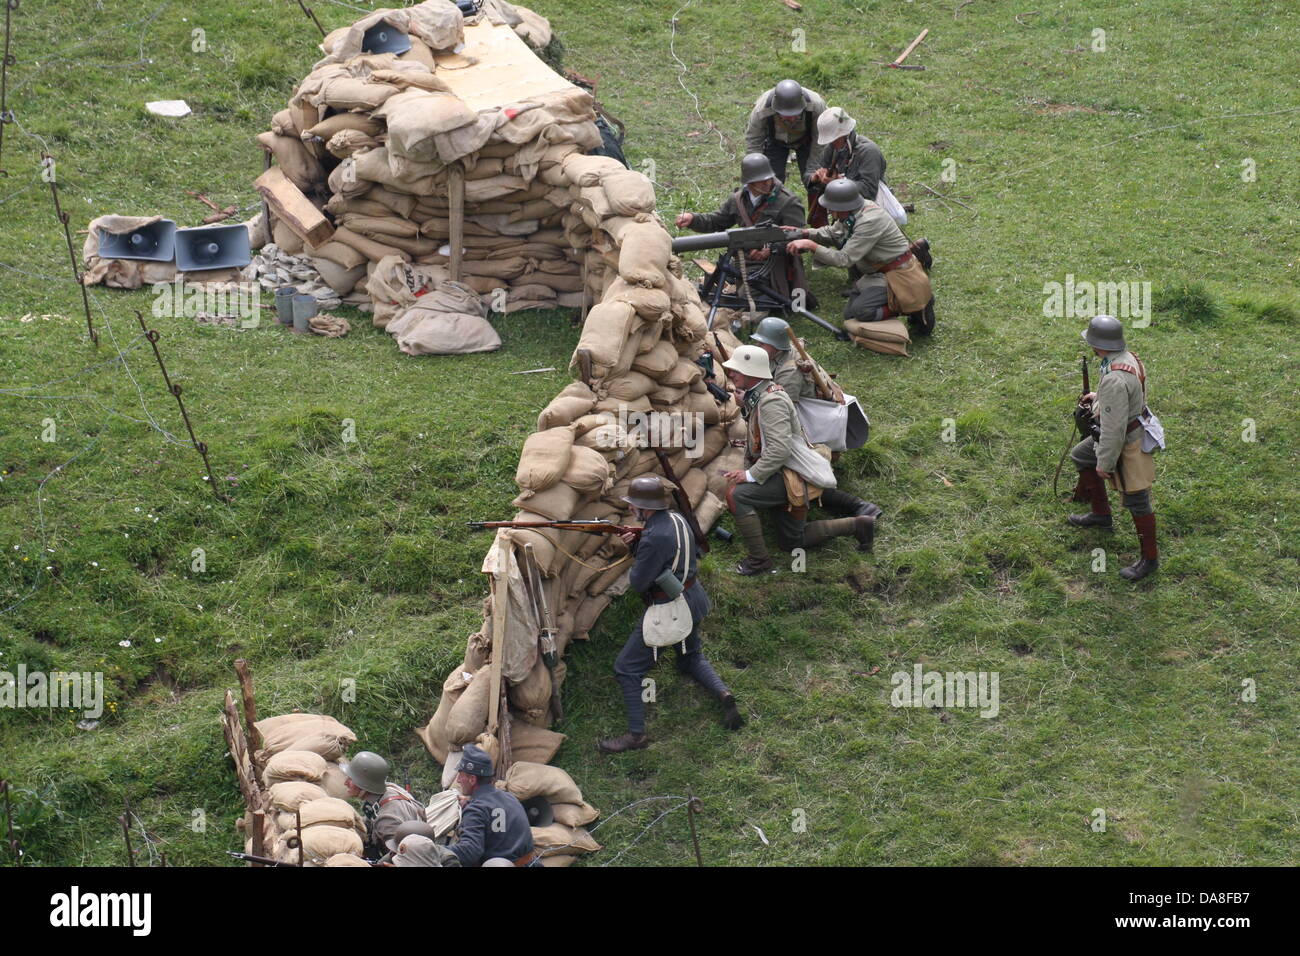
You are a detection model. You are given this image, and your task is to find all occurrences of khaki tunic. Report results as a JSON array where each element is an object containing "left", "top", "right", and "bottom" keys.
[
  {"left": 689, "top": 184, "right": 807, "bottom": 233},
  {"left": 744, "top": 87, "right": 828, "bottom": 151},
  {"left": 771, "top": 351, "right": 819, "bottom": 401},
  {"left": 806, "top": 203, "right": 930, "bottom": 314},
  {"left": 743, "top": 381, "right": 798, "bottom": 484},
  {"left": 1092, "top": 350, "right": 1155, "bottom": 492},
  {"left": 366, "top": 783, "right": 425, "bottom": 854}
]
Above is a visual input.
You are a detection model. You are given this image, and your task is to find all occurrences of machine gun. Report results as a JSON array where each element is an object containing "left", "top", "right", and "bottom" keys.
[{"left": 671, "top": 224, "right": 849, "bottom": 341}]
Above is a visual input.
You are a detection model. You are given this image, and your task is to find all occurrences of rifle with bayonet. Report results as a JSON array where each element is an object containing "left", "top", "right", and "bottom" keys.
[
  {"left": 671, "top": 223, "right": 849, "bottom": 341},
  {"left": 227, "top": 850, "right": 300, "bottom": 867},
  {"left": 468, "top": 519, "right": 643, "bottom": 539},
  {"left": 1054, "top": 356, "right": 1105, "bottom": 498}
]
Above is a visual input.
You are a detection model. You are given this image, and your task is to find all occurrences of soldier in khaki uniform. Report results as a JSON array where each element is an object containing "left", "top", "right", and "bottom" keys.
[
  {"left": 785, "top": 179, "right": 936, "bottom": 335},
  {"left": 678, "top": 153, "right": 809, "bottom": 306},
  {"left": 744, "top": 80, "right": 828, "bottom": 185},
  {"left": 1067, "top": 315, "right": 1160, "bottom": 581},
  {"left": 340, "top": 750, "right": 426, "bottom": 861},
  {"left": 720, "top": 346, "right": 874, "bottom": 575}
]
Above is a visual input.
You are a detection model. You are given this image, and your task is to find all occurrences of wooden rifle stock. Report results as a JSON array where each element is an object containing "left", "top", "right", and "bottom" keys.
[
  {"left": 790, "top": 336, "right": 842, "bottom": 403},
  {"left": 652, "top": 450, "right": 710, "bottom": 554}
]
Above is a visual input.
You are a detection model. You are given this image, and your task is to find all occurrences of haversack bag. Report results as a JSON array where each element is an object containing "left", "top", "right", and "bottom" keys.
[{"left": 641, "top": 512, "right": 693, "bottom": 659}]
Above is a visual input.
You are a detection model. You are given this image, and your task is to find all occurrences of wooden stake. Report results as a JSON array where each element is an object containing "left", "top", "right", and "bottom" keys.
[
  {"left": 295, "top": 807, "right": 304, "bottom": 868},
  {"left": 251, "top": 808, "right": 266, "bottom": 863},
  {"left": 234, "top": 659, "right": 261, "bottom": 757},
  {"left": 120, "top": 798, "right": 135, "bottom": 867},
  {"left": 487, "top": 537, "right": 509, "bottom": 734},
  {"left": 892, "top": 28, "right": 929, "bottom": 67},
  {"left": 447, "top": 162, "right": 465, "bottom": 283}
]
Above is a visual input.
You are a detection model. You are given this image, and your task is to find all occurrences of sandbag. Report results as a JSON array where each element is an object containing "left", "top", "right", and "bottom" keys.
[
  {"left": 257, "top": 131, "right": 326, "bottom": 194},
  {"left": 392, "top": 308, "right": 502, "bottom": 356},
  {"left": 504, "top": 761, "right": 583, "bottom": 805},
  {"left": 551, "top": 802, "right": 601, "bottom": 828},
  {"left": 267, "top": 781, "right": 329, "bottom": 812},
  {"left": 297, "top": 797, "right": 367, "bottom": 837},
  {"left": 601, "top": 169, "right": 656, "bottom": 216},
  {"left": 445, "top": 668, "right": 492, "bottom": 745},
  {"left": 324, "top": 853, "right": 371, "bottom": 867},
  {"left": 296, "top": 825, "right": 364, "bottom": 866},
  {"left": 537, "top": 381, "right": 597, "bottom": 430},
  {"left": 507, "top": 721, "right": 567, "bottom": 765},
  {"left": 506, "top": 659, "right": 553, "bottom": 715},
  {"left": 515, "top": 426, "right": 576, "bottom": 493},
  {"left": 632, "top": 339, "right": 679, "bottom": 378},
  {"left": 262, "top": 750, "right": 327, "bottom": 787},
  {"left": 843, "top": 317, "right": 911, "bottom": 357},
  {"left": 531, "top": 823, "right": 601, "bottom": 855},
  {"left": 617, "top": 222, "right": 672, "bottom": 288},
  {"left": 562, "top": 444, "right": 615, "bottom": 494},
  {"left": 417, "top": 668, "right": 472, "bottom": 762},
  {"left": 511, "top": 481, "right": 581, "bottom": 521},
  {"left": 562, "top": 152, "right": 628, "bottom": 187},
  {"left": 570, "top": 300, "right": 640, "bottom": 379},
  {"left": 318, "top": 762, "right": 351, "bottom": 799}
]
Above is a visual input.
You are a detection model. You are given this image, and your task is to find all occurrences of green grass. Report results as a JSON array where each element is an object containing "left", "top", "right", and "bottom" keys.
[{"left": 1, "top": 0, "right": 1298, "bottom": 866}]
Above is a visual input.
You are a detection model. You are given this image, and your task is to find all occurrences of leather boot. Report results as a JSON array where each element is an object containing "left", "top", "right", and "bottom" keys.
[
  {"left": 803, "top": 515, "right": 874, "bottom": 552},
  {"left": 909, "top": 237, "right": 932, "bottom": 272},
  {"left": 1120, "top": 513, "right": 1159, "bottom": 581},
  {"left": 819, "top": 488, "right": 883, "bottom": 520},
  {"left": 597, "top": 732, "right": 649, "bottom": 754},
  {"left": 733, "top": 512, "right": 774, "bottom": 575},
  {"left": 721, "top": 693, "right": 745, "bottom": 731},
  {"left": 1067, "top": 470, "right": 1113, "bottom": 528},
  {"left": 907, "top": 298, "right": 936, "bottom": 336}
]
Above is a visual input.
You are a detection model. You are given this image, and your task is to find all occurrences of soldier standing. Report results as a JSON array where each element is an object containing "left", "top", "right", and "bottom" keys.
[
  {"left": 721, "top": 346, "right": 874, "bottom": 575},
  {"left": 600, "top": 476, "right": 742, "bottom": 754},
  {"left": 448, "top": 744, "right": 541, "bottom": 866},
  {"left": 785, "top": 179, "right": 936, "bottom": 335},
  {"left": 340, "top": 750, "right": 426, "bottom": 861},
  {"left": 749, "top": 316, "right": 884, "bottom": 522},
  {"left": 744, "top": 80, "right": 828, "bottom": 185},
  {"left": 805, "top": 108, "right": 888, "bottom": 229},
  {"left": 1067, "top": 315, "right": 1161, "bottom": 581}
]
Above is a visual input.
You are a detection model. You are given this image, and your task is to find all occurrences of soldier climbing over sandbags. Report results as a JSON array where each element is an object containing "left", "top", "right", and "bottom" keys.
[
  {"left": 447, "top": 744, "right": 542, "bottom": 866},
  {"left": 721, "top": 346, "right": 875, "bottom": 575},
  {"left": 744, "top": 79, "right": 828, "bottom": 185},
  {"left": 784, "top": 179, "right": 936, "bottom": 337},
  {"left": 598, "top": 476, "right": 743, "bottom": 754},
  {"left": 340, "top": 750, "right": 426, "bottom": 861},
  {"left": 748, "top": 316, "right": 883, "bottom": 522}
]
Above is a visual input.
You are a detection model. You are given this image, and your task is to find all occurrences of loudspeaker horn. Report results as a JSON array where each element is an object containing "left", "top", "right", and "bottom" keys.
[
  {"left": 361, "top": 21, "right": 412, "bottom": 55},
  {"left": 96, "top": 219, "right": 177, "bottom": 262},
  {"left": 174, "top": 224, "right": 252, "bottom": 272}
]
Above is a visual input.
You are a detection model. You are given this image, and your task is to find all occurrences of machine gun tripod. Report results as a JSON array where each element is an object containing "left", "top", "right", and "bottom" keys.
[{"left": 671, "top": 224, "right": 850, "bottom": 341}]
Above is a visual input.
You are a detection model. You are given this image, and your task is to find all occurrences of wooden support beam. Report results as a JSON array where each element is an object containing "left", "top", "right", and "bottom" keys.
[
  {"left": 254, "top": 165, "right": 334, "bottom": 248},
  {"left": 233, "top": 659, "right": 262, "bottom": 760},
  {"left": 447, "top": 162, "right": 465, "bottom": 283}
]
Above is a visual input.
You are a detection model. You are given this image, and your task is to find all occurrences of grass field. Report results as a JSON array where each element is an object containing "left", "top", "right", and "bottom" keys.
[{"left": 1, "top": 0, "right": 1297, "bottom": 867}]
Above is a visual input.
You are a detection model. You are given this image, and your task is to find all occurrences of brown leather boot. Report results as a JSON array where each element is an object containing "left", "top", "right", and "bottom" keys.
[
  {"left": 733, "top": 512, "right": 774, "bottom": 575},
  {"left": 1120, "top": 513, "right": 1159, "bottom": 581},
  {"left": 597, "top": 732, "right": 649, "bottom": 754},
  {"left": 802, "top": 515, "right": 874, "bottom": 551},
  {"left": 1067, "top": 469, "right": 1113, "bottom": 528}
]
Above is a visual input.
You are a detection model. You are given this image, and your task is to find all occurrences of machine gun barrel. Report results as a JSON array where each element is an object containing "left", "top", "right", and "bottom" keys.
[{"left": 670, "top": 225, "right": 790, "bottom": 254}]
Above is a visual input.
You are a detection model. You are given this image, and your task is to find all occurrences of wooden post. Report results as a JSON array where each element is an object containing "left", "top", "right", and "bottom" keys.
[
  {"left": 447, "top": 162, "right": 465, "bottom": 283},
  {"left": 295, "top": 807, "right": 304, "bottom": 868},
  {"left": 234, "top": 659, "right": 261, "bottom": 757},
  {"left": 487, "top": 537, "right": 509, "bottom": 735},
  {"left": 120, "top": 799, "right": 136, "bottom": 867},
  {"left": 251, "top": 808, "right": 266, "bottom": 863}
]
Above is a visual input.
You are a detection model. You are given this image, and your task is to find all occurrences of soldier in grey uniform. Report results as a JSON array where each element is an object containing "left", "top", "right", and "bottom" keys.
[
  {"left": 1067, "top": 315, "right": 1160, "bottom": 581},
  {"left": 340, "top": 750, "right": 426, "bottom": 862},
  {"left": 785, "top": 179, "right": 936, "bottom": 335},
  {"left": 744, "top": 80, "right": 828, "bottom": 185},
  {"left": 448, "top": 744, "right": 541, "bottom": 866},
  {"left": 805, "top": 107, "right": 887, "bottom": 229},
  {"left": 748, "top": 317, "right": 882, "bottom": 522},
  {"left": 600, "top": 476, "right": 742, "bottom": 754},
  {"left": 677, "top": 154, "right": 810, "bottom": 305}
]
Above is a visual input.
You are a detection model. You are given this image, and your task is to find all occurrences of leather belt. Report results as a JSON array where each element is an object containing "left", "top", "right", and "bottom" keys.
[
  {"left": 873, "top": 250, "right": 914, "bottom": 274},
  {"left": 1126, "top": 418, "right": 1141, "bottom": 433},
  {"left": 650, "top": 577, "right": 697, "bottom": 602},
  {"left": 513, "top": 850, "right": 537, "bottom": 867}
]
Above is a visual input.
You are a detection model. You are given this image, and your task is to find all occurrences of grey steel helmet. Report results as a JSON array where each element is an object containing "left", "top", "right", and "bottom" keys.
[
  {"left": 339, "top": 751, "right": 389, "bottom": 795},
  {"left": 741, "top": 152, "right": 776, "bottom": 186},
  {"left": 751, "top": 316, "right": 792, "bottom": 351},
  {"left": 1081, "top": 314, "right": 1125, "bottom": 351},
  {"left": 385, "top": 819, "right": 439, "bottom": 854},
  {"left": 622, "top": 475, "right": 675, "bottom": 511},
  {"left": 819, "top": 178, "right": 866, "bottom": 212},
  {"left": 772, "top": 79, "right": 805, "bottom": 117}
]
